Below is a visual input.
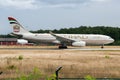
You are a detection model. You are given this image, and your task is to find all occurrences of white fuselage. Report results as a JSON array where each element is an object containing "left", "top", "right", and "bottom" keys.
[{"left": 22, "top": 33, "right": 114, "bottom": 45}]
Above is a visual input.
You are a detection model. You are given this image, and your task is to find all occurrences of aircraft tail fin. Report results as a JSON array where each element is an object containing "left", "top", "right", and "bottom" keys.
[{"left": 8, "top": 17, "right": 30, "bottom": 34}]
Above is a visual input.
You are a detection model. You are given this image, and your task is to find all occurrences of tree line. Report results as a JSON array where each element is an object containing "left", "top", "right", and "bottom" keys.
[{"left": 1, "top": 26, "right": 120, "bottom": 45}]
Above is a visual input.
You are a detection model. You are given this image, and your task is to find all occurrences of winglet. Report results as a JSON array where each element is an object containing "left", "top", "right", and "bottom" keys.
[
  {"left": 49, "top": 31, "right": 56, "bottom": 37},
  {"left": 49, "top": 31, "right": 54, "bottom": 35}
]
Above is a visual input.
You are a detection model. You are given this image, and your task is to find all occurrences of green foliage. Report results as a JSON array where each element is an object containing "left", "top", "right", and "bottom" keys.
[
  {"left": 16, "top": 67, "right": 42, "bottom": 80},
  {"left": 46, "top": 74, "right": 56, "bottom": 80},
  {"left": 105, "top": 55, "right": 110, "bottom": 59},
  {"left": 84, "top": 75, "right": 96, "bottom": 80},
  {"left": 18, "top": 55, "right": 23, "bottom": 60},
  {"left": 16, "top": 75, "right": 27, "bottom": 80},
  {"left": 7, "top": 65, "right": 17, "bottom": 70},
  {"left": 0, "top": 34, "right": 16, "bottom": 38}
]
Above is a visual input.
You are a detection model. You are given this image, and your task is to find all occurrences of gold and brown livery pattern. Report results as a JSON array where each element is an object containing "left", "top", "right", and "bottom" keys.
[{"left": 13, "top": 25, "right": 20, "bottom": 32}]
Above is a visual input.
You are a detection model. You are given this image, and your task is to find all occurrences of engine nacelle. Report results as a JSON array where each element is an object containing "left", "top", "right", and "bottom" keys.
[
  {"left": 17, "top": 39, "right": 28, "bottom": 44},
  {"left": 72, "top": 41, "right": 86, "bottom": 47}
]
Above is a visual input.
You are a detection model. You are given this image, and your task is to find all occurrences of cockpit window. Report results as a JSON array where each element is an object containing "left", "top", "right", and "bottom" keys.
[{"left": 108, "top": 36, "right": 112, "bottom": 39}]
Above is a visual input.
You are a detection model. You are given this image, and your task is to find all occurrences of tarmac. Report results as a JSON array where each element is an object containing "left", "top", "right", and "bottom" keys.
[{"left": 0, "top": 47, "right": 120, "bottom": 51}]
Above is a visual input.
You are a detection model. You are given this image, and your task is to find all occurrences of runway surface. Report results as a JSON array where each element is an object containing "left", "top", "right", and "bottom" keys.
[{"left": 0, "top": 47, "right": 120, "bottom": 51}]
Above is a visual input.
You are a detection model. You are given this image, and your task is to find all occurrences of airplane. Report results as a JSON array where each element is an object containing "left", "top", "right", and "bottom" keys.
[{"left": 8, "top": 17, "right": 114, "bottom": 49}]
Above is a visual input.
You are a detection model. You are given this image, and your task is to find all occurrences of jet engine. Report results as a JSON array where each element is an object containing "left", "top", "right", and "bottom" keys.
[
  {"left": 72, "top": 41, "right": 86, "bottom": 47},
  {"left": 17, "top": 39, "right": 28, "bottom": 44}
]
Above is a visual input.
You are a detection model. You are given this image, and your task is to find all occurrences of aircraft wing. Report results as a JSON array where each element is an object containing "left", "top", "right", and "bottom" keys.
[{"left": 50, "top": 31, "right": 78, "bottom": 43}]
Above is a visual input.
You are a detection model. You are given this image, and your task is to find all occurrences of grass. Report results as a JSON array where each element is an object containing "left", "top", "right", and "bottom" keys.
[
  {"left": 84, "top": 75, "right": 96, "bottom": 80},
  {"left": 0, "top": 46, "right": 120, "bottom": 79},
  {"left": 18, "top": 55, "right": 23, "bottom": 60},
  {"left": 7, "top": 65, "right": 17, "bottom": 70}
]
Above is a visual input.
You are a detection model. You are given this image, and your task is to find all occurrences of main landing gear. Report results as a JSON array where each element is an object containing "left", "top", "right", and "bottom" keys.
[
  {"left": 59, "top": 44, "right": 67, "bottom": 49},
  {"left": 101, "top": 44, "right": 104, "bottom": 49}
]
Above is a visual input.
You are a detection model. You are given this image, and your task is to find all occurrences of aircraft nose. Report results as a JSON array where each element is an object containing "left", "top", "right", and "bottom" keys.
[{"left": 110, "top": 38, "right": 114, "bottom": 43}]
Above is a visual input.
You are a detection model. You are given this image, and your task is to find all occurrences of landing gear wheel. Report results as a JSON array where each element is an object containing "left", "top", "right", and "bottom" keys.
[
  {"left": 101, "top": 44, "right": 104, "bottom": 49},
  {"left": 59, "top": 46, "right": 67, "bottom": 49},
  {"left": 58, "top": 44, "right": 67, "bottom": 49}
]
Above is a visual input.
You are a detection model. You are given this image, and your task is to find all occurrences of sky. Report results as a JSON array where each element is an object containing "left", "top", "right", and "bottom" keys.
[{"left": 0, "top": 0, "right": 120, "bottom": 34}]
